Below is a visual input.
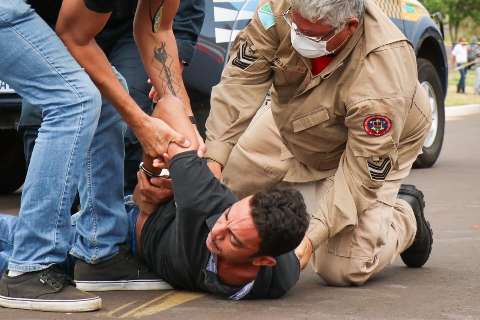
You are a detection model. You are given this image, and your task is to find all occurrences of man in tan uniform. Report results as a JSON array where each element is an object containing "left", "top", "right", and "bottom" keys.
[{"left": 204, "top": 0, "right": 434, "bottom": 286}]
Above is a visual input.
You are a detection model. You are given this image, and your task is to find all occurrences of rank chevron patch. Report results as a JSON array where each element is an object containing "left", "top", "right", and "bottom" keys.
[
  {"left": 232, "top": 41, "right": 257, "bottom": 69},
  {"left": 367, "top": 157, "right": 392, "bottom": 181}
]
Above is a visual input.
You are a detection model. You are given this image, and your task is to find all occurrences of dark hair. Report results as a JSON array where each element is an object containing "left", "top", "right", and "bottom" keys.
[{"left": 250, "top": 186, "right": 309, "bottom": 257}]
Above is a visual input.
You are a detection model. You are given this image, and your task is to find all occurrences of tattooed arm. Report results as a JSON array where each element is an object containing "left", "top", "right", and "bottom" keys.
[
  {"left": 133, "top": 0, "right": 192, "bottom": 115},
  {"left": 134, "top": 0, "right": 206, "bottom": 156},
  {"left": 55, "top": 0, "right": 189, "bottom": 158}
]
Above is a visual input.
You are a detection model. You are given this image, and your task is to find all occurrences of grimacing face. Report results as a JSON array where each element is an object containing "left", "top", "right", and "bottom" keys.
[{"left": 206, "top": 196, "right": 262, "bottom": 264}]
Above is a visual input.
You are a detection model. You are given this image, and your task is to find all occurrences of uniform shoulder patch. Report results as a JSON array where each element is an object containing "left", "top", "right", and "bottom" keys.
[
  {"left": 367, "top": 157, "right": 392, "bottom": 181},
  {"left": 258, "top": 2, "right": 276, "bottom": 30},
  {"left": 232, "top": 41, "right": 257, "bottom": 70},
  {"left": 363, "top": 115, "right": 392, "bottom": 136}
]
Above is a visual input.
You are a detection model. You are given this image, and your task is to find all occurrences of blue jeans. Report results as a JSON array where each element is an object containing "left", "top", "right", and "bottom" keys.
[
  {"left": 457, "top": 64, "right": 468, "bottom": 93},
  {"left": 0, "top": 199, "right": 139, "bottom": 274},
  {"left": 0, "top": 0, "right": 127, "bottom": 272},
  {"left": 20, "top": 33, "right": 150, "bottom": 196},
  {"left": 99, "top": 33, "right": 151, "bottom": 196}
]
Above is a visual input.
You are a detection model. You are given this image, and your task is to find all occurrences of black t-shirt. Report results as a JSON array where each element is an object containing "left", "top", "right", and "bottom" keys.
[
  {"left": 141, "top": 151, "right": 301, "bottom": 299},
  {"left": 83, "top": 0, "right": 135, "bottom": 14},
  {"left": 27, "top": 0, "right": 203, "bottom": 64},
  {"left": 28, "top": 0, "right": 136, "bottom": 53}
]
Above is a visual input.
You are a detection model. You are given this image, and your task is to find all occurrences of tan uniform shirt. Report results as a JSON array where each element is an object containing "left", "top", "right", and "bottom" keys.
[{"left": 205, "top": 0, "right": 431, "bottom": 247}]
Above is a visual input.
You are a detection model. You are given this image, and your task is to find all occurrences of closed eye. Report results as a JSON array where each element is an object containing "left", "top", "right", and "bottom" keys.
[{"left": 229, "top": 231, "right": 243, "bottom": 248}]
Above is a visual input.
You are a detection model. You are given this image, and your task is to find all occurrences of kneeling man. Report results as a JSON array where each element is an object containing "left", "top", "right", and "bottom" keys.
[{"left": 204, "top": 0, "right": 434, "bottom": 286}]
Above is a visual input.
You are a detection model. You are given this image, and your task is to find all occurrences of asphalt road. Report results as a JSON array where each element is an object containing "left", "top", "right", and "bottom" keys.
[{"left": 0, "top": 110, "right": 479, "bottom": 320}]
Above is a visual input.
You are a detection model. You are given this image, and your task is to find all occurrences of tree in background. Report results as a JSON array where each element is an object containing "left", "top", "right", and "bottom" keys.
[{"left": 421, "top": 0, "right": 480, "bottom": 43}]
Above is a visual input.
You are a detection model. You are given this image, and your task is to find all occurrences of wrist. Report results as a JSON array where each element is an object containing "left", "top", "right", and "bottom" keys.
[{"left": 130, "top": 112, "right": 150, "bottom": 133}]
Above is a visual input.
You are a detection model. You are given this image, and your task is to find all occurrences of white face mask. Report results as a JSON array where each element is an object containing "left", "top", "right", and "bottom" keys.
[{"left": 290, "top": 26, "right": 333, "bottom": 58}]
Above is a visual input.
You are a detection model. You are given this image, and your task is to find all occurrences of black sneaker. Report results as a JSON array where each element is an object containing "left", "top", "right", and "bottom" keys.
[
  {"left": 0, "top": 265, "right": 101, "bottom": 312},
  {"left": 74, "top": 245, "right": 172, "bottom": 291},
  {"left": 399, "top": 184, "right": 433, "bottom": 268}
]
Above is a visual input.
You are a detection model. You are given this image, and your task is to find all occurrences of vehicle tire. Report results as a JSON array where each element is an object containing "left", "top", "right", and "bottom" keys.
[
  {"left": 0, "top": 130, "right": 26, "bottom": 194},
  {"left": 413, "top": 58, "right": 445, "bottom": 168}
]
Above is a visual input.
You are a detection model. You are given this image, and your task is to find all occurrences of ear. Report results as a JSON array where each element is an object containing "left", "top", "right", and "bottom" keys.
[{"left": 252, "top": 256, "right": 277, "bottom": 267}]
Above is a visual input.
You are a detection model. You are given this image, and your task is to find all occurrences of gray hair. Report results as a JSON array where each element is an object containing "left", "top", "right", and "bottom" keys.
[{"left": 289, "top": 0, "right": 365, "bottom": 28}]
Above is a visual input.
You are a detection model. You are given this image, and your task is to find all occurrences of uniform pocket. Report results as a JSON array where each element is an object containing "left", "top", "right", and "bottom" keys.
[{"left": 292, "top": 108, "right": 330, "bottom": 133}]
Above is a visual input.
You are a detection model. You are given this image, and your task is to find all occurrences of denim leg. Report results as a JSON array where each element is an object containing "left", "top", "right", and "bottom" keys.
[
  {"left": 0, "top": 214, "right": 18, "bottom": 274},
  {"left": 71, "top": 70, "right": 129, "bottom": 264},
  {"left": 18, "top": 106, "right": 81, "bottom": 214},
  {"left": 0, "top": 213, "right": 78, "bottom": 275},
  {"left": 0, "top": 0, "right": 102, "bottom": 272},
  {"left": 18, "top": 100, "right": 42, "bottom": 166},
  {"left": 107, "top": 33, "right": 151, "bottom": 195},
  {"left": 18, "top": 125, "right": 39, "bottom": 167},
  {"left": 458, "top": 65, "right": 467, "bottom": 93}
]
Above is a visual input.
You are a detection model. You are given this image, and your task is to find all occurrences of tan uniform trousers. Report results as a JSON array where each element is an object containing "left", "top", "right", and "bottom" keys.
[{"left": 222, "top": 105, "right": 417, "bottom": 286}]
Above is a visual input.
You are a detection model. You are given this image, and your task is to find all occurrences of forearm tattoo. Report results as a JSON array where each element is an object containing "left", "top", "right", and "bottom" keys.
[
  {"left": 149, "top": 0, "right": 164, "bottom": 33},
  {"left": 153, "top": 42, "right": 178, "bottom": 96}
]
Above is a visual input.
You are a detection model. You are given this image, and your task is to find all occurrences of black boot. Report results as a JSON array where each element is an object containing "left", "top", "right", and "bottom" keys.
[{"left": 399, "top": 184, "right": 433, "bottom": 268}]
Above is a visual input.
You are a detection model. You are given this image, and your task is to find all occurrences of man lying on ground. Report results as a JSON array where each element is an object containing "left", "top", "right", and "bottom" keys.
[{"left": 0, "top": 96, "right": 309, "bottom": 300}]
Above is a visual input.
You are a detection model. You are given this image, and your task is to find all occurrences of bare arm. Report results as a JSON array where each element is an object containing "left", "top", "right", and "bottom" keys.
[
  {"left": 134, "top": 0, "right": 193, "bottom": 116},
  {"left": 135, "top": 0, "right": 206, "bottom": 156},
  {"left": 56, "top": 0, "right": 188, "bottom": 158}
]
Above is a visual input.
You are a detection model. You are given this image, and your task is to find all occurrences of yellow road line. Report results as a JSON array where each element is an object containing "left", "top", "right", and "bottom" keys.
[
  {"left": 129, "top": 292, "right": 204, "bottom": 319},
  {"left": 97, "top": 300, "right": 138, "bottom": 318},
  {"left": 119, "top": 292, "right": 174, "bottom": 319}
]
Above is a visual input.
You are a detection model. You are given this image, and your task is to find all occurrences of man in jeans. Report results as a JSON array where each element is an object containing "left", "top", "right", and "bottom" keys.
[
  {"left": 0, "top": 0, "right": 191, "bottom": 313},
  {"left": 18, "top": 0, "right": 206, "bottom": 196}
]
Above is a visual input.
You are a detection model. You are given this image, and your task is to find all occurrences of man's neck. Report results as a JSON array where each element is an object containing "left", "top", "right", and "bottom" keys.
[{"left": 216, "top": 257, "right": 260, "bottom": 286}]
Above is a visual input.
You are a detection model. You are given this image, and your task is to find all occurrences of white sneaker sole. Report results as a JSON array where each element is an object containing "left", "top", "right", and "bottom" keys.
[
  {"left": 0, "top": 295, "right": 102, "bottom": 312},
  {"left": 75, "top": 279, "right": 173, "bottom": 291}
]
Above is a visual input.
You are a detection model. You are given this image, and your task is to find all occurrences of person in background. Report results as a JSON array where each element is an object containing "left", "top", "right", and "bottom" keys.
[
  {"left": 452, "top": 38, "right": 469, "bottom": 94},
  {"left": 469, "top": 36, "right": 480, "bottom": 95}
]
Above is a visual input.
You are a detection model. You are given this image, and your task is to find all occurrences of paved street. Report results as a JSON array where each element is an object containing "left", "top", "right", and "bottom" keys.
[{"left": 0, "top": 110, "right": 479, "bottom": 320}]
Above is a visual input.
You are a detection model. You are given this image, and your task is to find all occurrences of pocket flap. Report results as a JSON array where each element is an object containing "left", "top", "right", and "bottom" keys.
[{"left": 293, "top": 109, "right": 330, "bottom": 133}]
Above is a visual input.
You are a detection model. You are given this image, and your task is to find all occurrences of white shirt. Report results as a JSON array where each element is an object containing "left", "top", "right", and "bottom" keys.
[{"left": 452, "top": 44, "right": 468, "bottom": 64}]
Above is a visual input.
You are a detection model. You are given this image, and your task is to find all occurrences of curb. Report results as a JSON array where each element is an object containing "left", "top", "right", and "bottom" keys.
[{"left": 446, "top": 104, "right": 480, "bottom": 118}]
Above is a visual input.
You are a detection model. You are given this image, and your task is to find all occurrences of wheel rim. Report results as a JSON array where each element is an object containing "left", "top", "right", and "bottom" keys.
[{"left": 421, "top": 81, "right": 438, "bottom": 148}]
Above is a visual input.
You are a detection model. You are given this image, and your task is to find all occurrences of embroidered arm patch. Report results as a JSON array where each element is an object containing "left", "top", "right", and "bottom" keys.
[
  {"left": 363, "top": 115, "right": 392, "bottom": 136},
  {"left": 232, "top": 41, "right": 257, "bottom": 70},
  {"left": 367, "top": 157, "right": 391, "bottom": 181},
  {"left": 258, "top": 2, "right": 275, "bottom": 30}
]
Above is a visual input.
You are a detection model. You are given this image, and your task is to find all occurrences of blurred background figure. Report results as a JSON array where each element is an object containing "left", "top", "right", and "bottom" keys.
[
  {"left": 470, "top": 36, "right": 480, "bottom": 95},
  {"left": 451, "top": 38, "right": 469, "bottom": 93}
]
